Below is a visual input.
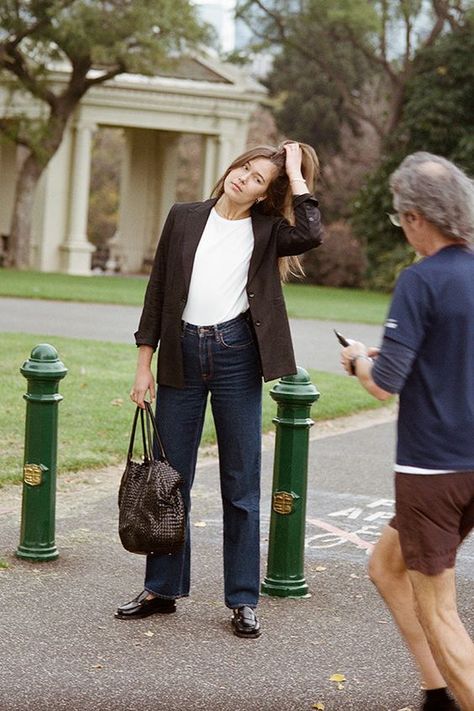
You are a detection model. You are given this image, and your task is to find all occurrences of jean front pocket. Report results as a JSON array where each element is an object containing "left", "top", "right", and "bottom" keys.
[{"left": 218, "top": 321, "right": 254, "bottom": 350}]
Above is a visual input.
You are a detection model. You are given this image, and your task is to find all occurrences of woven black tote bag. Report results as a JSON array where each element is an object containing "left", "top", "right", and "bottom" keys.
[{"left": 118, "top": 402, "right": 185, "bottom": 555}]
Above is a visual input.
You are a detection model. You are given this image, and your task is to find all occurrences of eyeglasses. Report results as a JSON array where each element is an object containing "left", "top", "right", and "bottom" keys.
[{"left": 387, "top": 212, "right": 402, "bottom": 227}]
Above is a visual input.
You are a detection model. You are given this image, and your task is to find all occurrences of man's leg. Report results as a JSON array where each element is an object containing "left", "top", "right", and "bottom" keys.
[
  {"left": 408, "top": 568, "right": 474, "bottom": 711},
  {"left": 368, "top": 525, "right": 447, "bottom": 689}
]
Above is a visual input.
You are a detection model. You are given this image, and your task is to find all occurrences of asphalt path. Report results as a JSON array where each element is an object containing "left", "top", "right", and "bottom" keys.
[
  {"left": 1, "top": 420, "right": 472, "bottom": 711},
  {"left": 1, "top": 295, "right": 472, "bottom": 710},
  {"left": 0, "top": 297, "right": 383, "bottom": 374}
]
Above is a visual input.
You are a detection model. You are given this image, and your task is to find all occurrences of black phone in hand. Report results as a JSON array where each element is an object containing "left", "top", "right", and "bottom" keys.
[
  {"left": 334, "top": 329, "right": 350, "bottom": 347},
  {"left": 333, "top": 329, "right": 355, "bottom": 374}
]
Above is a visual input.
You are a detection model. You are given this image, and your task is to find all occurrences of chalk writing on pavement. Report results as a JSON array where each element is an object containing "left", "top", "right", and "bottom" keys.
[{"left": 306, "top": 498, "right": 394, "bottom": 555}]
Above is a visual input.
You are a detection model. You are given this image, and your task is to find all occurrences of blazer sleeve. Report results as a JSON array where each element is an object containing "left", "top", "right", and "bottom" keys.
[
  {"left": 134, "top": 204, "right": 177, "bottom": 350},
  {"left": 275, "top": 193, "right": 323, "bottom": 257}
]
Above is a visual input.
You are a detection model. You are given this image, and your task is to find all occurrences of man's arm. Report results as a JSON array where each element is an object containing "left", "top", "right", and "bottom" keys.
[{"left": 341, "top": 338, "right": 417, "bottom": 401}]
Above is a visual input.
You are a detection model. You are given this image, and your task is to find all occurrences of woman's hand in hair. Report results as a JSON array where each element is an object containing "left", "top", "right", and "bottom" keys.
[{"left": 284, "top": 142, "right": 307, "bottom": 195}]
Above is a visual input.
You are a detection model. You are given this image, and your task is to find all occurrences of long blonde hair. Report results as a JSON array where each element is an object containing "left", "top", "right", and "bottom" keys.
[{"left": 212, "top": 141, "right": 320, "bottom": 281}]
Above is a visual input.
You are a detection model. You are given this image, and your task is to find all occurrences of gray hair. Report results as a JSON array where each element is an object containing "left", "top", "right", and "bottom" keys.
[{"left": 389, "top": 152, "right": 474, "bottom": 244}]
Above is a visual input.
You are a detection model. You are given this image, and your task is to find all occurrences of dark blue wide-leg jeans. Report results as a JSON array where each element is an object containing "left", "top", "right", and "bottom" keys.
[{"left": 144, "top": 313, "right": 262, "bottom": 609}]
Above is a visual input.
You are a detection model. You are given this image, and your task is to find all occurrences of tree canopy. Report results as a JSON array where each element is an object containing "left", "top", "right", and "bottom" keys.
[
  {"left": 264, "top": 38, "right": 370, "bottom": 162},
  {"left": 236, "top": 0, "right": 474, "bottom": 289},
  {"left": 237, "top": 0, "right": 470, "bottom": 145},
  {"left": 352, "top": 17, "right": 474, "bottom": 289},
  {"left": 396, "top": 18, "right": 474, "bottom": 165}
]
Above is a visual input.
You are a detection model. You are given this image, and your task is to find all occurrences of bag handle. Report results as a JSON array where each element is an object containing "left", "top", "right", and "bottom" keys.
[
  {"left": 127, "top": 406, "right": 150, "bottom": 463},
  {"left": 144, "top": 401, "right": 169, "bottom": 462}
]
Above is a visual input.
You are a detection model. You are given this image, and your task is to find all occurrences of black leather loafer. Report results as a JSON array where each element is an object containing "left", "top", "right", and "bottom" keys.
[
  {"left": 231, "top": 606, "right": 261, "bottom": 638},
  {"left": 115, "top": 590, "right": 176, "bottom": 619}
]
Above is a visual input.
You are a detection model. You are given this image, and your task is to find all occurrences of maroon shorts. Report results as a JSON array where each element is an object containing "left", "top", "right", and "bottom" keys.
[{"left": 389, "top": 471, "right": 474, "bottom": 575}]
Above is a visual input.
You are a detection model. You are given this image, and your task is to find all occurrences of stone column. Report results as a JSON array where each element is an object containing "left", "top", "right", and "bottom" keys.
[
  {"left": 32, "top": 127, "right": 73, "bottom": 272},
  {"left": 200, "top": 135, "right": 219, "bottom": 200},
  {"left": 150, "top": 132, "right": 180, "bottom": 261},
  {"left": 60, "top": 121, "right": 96, "bottom": 275},
  {"left": 215, "top": 134, "right": 237, "bottom": 177}
]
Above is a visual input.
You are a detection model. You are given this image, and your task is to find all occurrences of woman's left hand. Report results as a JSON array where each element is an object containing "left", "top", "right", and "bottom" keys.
[{"left": 284, "top": 142, "right": 303, "bottom": 178}]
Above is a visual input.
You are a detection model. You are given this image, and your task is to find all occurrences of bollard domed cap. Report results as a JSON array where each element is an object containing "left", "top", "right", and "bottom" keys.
[
  {"left": 280, "top": 366, "right": 313, "bottom": 385},
  {"left": 20, "top": 343, "right": 68, "bottom": 380},
  {"left": 270, "top": 366, "right": 319, "bottom": 403},
  {"left": 30, "top": 343, "right": 60, "bottom": 362}
]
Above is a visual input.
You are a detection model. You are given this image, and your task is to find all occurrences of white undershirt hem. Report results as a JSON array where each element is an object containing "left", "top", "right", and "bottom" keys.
[{"left": 395, "top": 464, "right": 455, "bottom": 474}]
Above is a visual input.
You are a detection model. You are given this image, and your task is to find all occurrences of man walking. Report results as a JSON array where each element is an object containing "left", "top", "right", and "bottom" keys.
[{"left": 339, "top": 152, "right": 474, "bottom": 711}]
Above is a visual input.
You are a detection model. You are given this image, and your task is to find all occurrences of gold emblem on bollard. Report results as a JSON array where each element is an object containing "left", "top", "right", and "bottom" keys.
[
  {"left": 23, "top": 463, "right": 44, "bottom": 486},
  {"left": 273, "top": 491, "right": 295, "bottom": 515}
]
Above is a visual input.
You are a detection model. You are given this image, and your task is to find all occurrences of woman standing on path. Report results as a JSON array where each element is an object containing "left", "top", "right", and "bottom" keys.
[{"left": 115, "top": 140, "right": 323, "bottom": 638}]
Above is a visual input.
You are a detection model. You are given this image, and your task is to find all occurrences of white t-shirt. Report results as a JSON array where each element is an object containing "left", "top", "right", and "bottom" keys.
[{"left": 182, "top": 208, "right": 254, "bottom": 326}]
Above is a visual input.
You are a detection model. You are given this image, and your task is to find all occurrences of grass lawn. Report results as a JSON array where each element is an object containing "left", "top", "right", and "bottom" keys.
[
  {"left": 283, "top": 283, "right": 390, "bottom": 323},
  {"left": 0, "top": 333, "right": 389, "bottom": 486},
  {"left": 0, "top": 269, "right": 148, "bottom": 305},
  {"left": 0, "top": 269, "right": 390, "bottom": 324}
]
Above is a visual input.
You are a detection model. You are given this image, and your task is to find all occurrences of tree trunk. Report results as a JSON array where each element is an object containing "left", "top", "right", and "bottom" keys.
[
  {"left": 386, "top": 74, "right": 411, "bottom": 138},
  {"left": 5, "top": 152, "right": 45, "bottom": 269}
]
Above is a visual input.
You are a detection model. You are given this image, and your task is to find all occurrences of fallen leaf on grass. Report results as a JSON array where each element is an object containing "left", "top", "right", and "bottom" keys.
[{"left": 111, "top": 398, "right": 123, "bottom": 407}]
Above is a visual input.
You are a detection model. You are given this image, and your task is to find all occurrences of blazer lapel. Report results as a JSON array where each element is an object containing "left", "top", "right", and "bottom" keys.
[
  {"left": 248, "top": 209, "right": 274, "bottom": 284},
  {"left": 182, "top": 199, "right": 217, "bottom": 292}
]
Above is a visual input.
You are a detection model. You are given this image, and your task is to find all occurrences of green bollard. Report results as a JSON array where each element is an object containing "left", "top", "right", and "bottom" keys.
[
  {"left": 16, "top": 344, "right": 68, "bottom": 562},
  {"left": 261, "top": 366, "right": 319, "bottom": 598}
]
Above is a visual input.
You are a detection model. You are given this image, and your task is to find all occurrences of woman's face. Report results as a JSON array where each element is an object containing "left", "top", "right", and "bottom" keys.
[{"left": 223, "top": 157, "right": 278, "bottom": 206}]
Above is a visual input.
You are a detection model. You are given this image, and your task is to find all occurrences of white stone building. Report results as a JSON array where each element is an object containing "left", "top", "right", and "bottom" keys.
[{"left": 0, "top": 56, "right": 265, "bottom": 274}]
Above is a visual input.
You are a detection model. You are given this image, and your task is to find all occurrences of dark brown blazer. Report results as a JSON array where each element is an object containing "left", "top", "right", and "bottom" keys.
[{"left": 135, "top": 193, "right": 323, "bottom": 387}]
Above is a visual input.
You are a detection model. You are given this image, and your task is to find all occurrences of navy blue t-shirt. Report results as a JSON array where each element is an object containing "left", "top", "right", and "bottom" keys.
[{"left": 380, "top": 245, "right": 474, "bottom": 470}]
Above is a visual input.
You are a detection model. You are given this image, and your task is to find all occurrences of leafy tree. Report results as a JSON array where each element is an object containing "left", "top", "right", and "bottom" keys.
[
  {"left": 352, "top": 18, "right": 474, "bottom": 289},
  {"left": 395, "top": 17, "right": 474, "bottom": 166},
  {"left": 265, "top": 43, "right": 370, "bottom": 162},
  {"left": 236, "top": 0, "right": 469, "bottom": 144},
  {"left": 262, "top": 39, "right": 380, "bottom": 223},
  {"left": 352, "top": 155, "right": 412, "bottom": 290},
  {"left": 0, "top": 0, "right": 208, "bottom": 268}
]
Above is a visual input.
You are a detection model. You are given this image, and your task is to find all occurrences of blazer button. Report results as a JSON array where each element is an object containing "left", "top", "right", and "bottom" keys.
[
  {"left": 255, "top": 320, "right": 261, "bottom": 327},
  {"left": 248, "top": 292, "right": 255, "bottom": 298}
]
